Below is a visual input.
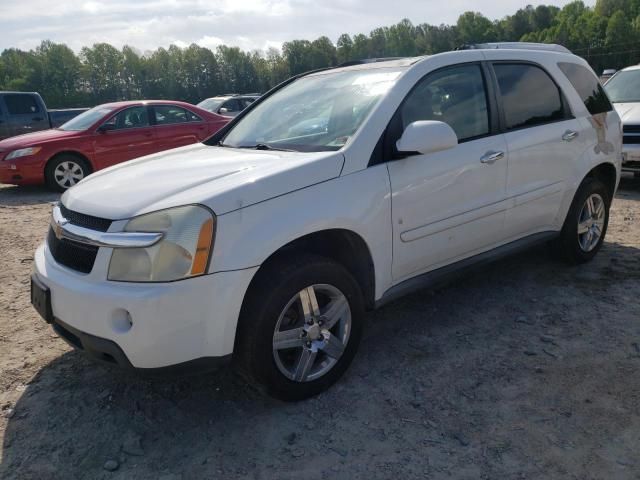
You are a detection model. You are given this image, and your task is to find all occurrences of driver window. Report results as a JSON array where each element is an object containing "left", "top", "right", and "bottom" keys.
[
  {"left": 103, "top": 106, "right": 149, "bottom": 130},
  {"left": 401, "top": 64, "right": 489, "bottom": 142}
]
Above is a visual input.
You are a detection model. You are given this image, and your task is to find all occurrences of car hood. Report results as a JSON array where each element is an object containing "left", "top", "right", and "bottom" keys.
[
  {"left": 613, "top": 102, "right": 640, "bottom": 124},
  {"left": 0, "top": 129, "right": 80, "bottom": 149},
  {"left": 62, "top": 143, "right": 345, "bottom": 219}
]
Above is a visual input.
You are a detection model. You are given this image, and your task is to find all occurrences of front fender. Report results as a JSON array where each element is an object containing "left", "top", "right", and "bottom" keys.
[{"left": 210, "top": 164, "right": 393, "bottom": 300}]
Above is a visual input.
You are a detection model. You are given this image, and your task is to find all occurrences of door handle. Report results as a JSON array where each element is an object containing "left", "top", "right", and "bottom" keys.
[
  {"left": 562, "top": 130, "right": 578, "bottom": 142},
  {"left": 480, "top": 150, "right": 505, "bottom": 164},
  {"left": 33, "top": 117, "right": 43, "bottom": 121}
]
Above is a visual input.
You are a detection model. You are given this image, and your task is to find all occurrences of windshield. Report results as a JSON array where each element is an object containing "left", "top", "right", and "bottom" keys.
[
  {"left": 58, "top": 106, "right": 117, "bottom": 131},
  {"left": 198, "top": 98, "right": 225, "bottom": 112},
  {"left": 604, "top": 70, "right": 640, "bottom": 103},
  {"left": 221, "top": 68, "right": 403, "bottom": 152}
]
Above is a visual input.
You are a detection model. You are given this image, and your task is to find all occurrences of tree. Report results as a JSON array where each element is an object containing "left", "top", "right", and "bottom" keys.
[
  {"left": 309, "top": 36, "right": 337, "bottom": 69},
  {"left": 351, "top": 33, "right": 370, "bottom": 60},
  {"left": 336, "top": 34, "right": 354, "bottom": 63},
  {"left": 0, "top": 2, "right": 636, "bottom": 108},
  {"left": 80, "top": 43, "right": 124, "bottom": 103},
  {"left": 456, "top": 12, "right": 496, "bottom": 44}
]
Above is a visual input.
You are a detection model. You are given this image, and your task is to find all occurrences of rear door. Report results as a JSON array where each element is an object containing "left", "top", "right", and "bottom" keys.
[
  {"left": 93, "top": 106, "right": 157, "bottom": 169},
  {"left": 4, "top": 94, "right": 50, "bottom": 136},
  {"left": 489, "top": 61, "right": 586, "bottom": 239},
  {"left": 151, "top": 104, "right": 208, "bottom": 150}
]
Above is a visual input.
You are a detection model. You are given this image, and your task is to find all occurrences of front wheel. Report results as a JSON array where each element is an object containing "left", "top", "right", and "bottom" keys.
[
  {"left": 45, "top": 155, "right": 90, "bottom": 192},
  {"left": 235, "top": 255, "right": 364, "bottom": 401},
  {"left": 553, "top": 177, "right": 611, "bottom": 264}
]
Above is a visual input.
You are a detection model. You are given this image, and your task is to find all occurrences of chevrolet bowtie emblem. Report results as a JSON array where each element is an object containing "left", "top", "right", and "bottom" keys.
[{"left": 53, "top": 214, "right": 69, "bottom": 240}]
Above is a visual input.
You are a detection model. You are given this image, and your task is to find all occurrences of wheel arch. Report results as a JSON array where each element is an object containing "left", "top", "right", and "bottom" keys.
[
  {"left": 45, "top": 151, "right": 94, "bottom": 176},
  {"left": 583, "top": 162, "right": 618, "bottom": 200},
  {"left": 243, "top": 228, "right": 376, "bottom": 312}
]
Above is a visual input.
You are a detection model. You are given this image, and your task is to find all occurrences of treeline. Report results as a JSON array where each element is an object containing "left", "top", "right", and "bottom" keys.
[{"left": 1, "top": 0, "right": 639, "bottom": 108}]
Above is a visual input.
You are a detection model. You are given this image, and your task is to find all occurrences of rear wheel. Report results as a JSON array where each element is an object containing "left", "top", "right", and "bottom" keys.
[
  {"left": 553, "top": 177, "right": 611, "bottom": 264},
  {"left": 45, "top": 154, "right": 90, "bottom": 192},
  {"left": 235, "top": 254, "right": 364, "bottom": 401}
]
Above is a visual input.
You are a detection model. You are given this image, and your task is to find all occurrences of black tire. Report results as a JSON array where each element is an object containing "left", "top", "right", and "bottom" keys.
[
  {"left": 553, "top": 177, "right": 611, "bottom": 264},
  {"left": 45, "top": 154, "right": 91, "bottom": 192},
  {"left": 235, "top": 254, "right": 364, "bottom": 401}
]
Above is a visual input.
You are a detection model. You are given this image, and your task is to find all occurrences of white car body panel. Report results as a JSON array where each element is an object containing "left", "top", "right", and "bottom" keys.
[
  {"left": 212, "top": 165, "right": 393, "bottom": 299},
  {"left": 62, "top": 143, "right": 345, "bottom": 218},
  {"left": 614, "top": 101, "right": 640, "bottom": 167},
  {"left": 33, "top": 47, "right": 622, "bottom": 368},
  {"left": 35, "top": 245, "right": 257, "bottom": 365},
  {"left": 388, "top": 134, "right": 508, "bottom": 282}
]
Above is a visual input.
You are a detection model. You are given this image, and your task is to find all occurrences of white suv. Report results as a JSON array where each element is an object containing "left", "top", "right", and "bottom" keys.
[
  {"left": 604, "top": 65, "right": 640, "bottom": 175},
  {"left": 31, "top": 44, "right": 622, "bottom": 400}
]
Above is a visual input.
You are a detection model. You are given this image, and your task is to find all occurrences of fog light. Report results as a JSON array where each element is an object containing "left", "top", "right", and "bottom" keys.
[{"left": 111, "top": 309, "right": 133, "bottom": 333}]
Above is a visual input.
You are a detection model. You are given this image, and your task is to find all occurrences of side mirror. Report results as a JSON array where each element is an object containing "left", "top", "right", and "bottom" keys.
[
  {"left": 396, "top": 120, "right": 458, "bottom": 155},
  {"left": 219, "top": 107, "right": 229, "bottom": 114},
  {"left": 97, "top": 123, "right": 116, "bottom": 133}
]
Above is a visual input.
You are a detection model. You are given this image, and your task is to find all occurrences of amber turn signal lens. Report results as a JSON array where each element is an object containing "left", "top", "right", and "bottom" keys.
[{"left": 191, "top": 217, "right": 215, "bottom": 275}]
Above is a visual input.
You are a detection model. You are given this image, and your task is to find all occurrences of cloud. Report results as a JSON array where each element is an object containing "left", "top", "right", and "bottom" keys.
[{"left": 0, "top": 0, "right": 596, "bottom": 53}]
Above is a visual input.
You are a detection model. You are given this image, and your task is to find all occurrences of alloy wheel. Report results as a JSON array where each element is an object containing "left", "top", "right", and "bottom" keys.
[
  {"left": 577, "top": 193, "right": 606, "bottom": 252},
  {"left": 272, "top": 284, "right": 351, "bottom": 383}
]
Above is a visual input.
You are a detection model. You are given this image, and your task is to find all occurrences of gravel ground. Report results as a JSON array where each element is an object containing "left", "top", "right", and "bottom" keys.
[{"left": 1, "top": 176, "right": 640, "bottom": 480}]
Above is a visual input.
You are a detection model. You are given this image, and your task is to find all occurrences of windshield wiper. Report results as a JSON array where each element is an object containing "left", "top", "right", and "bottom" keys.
[{"left": 242, "top": 143, "right": 297, "bottom": 152}]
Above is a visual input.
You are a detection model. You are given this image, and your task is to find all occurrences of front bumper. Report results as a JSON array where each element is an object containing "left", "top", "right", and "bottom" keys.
[
  {"left": 0, "top": 156, "right": 46, "bottom": 185},
  {"left": 622, "top": 145, "right": 640, "bottom": 172},
  {"left": 33, "top": 244, "right": 258, "bottom": 369},
  {"left": 51, "top": 317, "right": 231, "bottom": 374}
]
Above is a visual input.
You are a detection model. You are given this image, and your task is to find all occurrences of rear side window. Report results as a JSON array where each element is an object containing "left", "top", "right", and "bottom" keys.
[
  {"left": 154, "top": 105, "right": 201, "bottom": 124},
  {"left": 5, "top": 94, "right": 40, "bottom": 115},
  {"left": 494, "top": 63, "right": 564, "bottom": 130},
  {"left": 558, "top": 62, "right": 613, "bottom": 115}
]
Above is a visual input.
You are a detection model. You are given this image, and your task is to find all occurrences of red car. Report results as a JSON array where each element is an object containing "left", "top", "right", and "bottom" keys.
[{"left": 0, "top": 100, "right": 229, "bottom": 191}]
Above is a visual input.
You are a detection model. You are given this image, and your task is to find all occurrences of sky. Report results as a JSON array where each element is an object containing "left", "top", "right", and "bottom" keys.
[{"left": 0, "top": 0, "right": 596, "bottom": 54}]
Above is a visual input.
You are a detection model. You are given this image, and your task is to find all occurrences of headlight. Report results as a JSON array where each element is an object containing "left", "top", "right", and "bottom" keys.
[
  {"left": 5, "top": 147, "right": 42, "bottom": 160},
  {"left": 108, "top": 205, "right": 215, "bottom": 282}
]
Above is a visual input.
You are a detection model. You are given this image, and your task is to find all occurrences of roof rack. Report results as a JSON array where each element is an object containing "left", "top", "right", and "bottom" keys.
[
  {"left": 219, "top": 92, "right": 262, "bottom": 97},
  {"left": 338, "top": 57, "right": 405, "bottom": 67},
  {"left": 457, "top": 42, "right": 571, "bottom": 53}
]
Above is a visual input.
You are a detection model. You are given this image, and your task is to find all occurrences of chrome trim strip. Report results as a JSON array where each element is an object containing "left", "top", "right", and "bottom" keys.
[{"left": 51, "top": 205, "right": 163, "bottom": 248}]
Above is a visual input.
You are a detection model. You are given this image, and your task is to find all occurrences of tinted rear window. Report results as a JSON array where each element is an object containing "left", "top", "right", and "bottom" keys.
[
  {"left": 558, "top": 62, "right": 612, "bottom": 115},
  {"left": 494, "top": 63, "right": 565, "bottom": 130},
  {"left": 4, "top": 94, "right": 40, "bottom": 115}
]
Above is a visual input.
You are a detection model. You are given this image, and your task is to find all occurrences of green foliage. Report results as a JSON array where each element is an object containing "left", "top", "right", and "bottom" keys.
[{"left": 2, "top": 3, "right": 639, "bottom": 108}]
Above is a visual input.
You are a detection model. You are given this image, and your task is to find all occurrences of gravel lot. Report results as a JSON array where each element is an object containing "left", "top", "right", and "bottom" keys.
[{"left": 1, "top": 177, "right": 640, "bottom": 480}]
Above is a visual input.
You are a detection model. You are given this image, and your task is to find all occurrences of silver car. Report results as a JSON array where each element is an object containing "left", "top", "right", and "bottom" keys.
[{"left": 197, "top": 94, "right": 260, "bottom": 118}]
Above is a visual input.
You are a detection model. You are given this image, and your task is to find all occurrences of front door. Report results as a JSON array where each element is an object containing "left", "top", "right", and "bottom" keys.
[
  {"left": 387, "top": 63, "right": 509, "bottom": 282},
  {"left": 93, "top": 106, "right": 157, "bottom": 169}
]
